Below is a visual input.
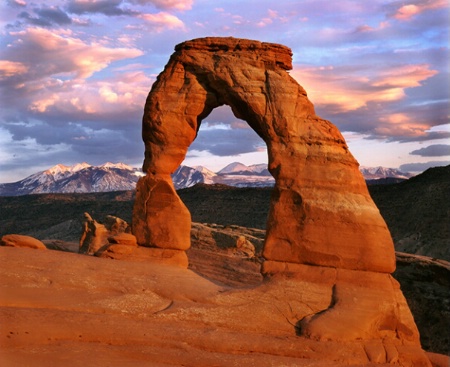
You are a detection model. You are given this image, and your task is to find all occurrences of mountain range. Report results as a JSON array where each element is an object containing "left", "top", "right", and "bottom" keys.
[
  {"left": 0, "top": 162, "right": 144, "bottom": 196},
  {"left": 0, "top": 161, "right": 414, "bottom": 196}
]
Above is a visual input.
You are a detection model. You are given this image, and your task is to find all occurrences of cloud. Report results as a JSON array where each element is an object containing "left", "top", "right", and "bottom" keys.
[
  {"left": 393, "top": 131, "right": 450, "bottom": 143},
  {"left": 410, "top": 144, "right": 450, "bottom": 157},
  {"left": 3, "top": 27, "right": 143, "bottom": 82},
  {"left": 7, "top": 0, "right": 27, "bottom": 7},
  {"left": 392, "top": 0, "right": 448, "bottom": 21},
  {"left": 291, "top": 61, "right": 442, "bottom": 142},
  {"left": 20, "top": 70, "right": 151, "bottom": 125},
  {"left": 18, "top": 8, "right": 72, "bottom": 27},
  {"left": 0, "top": 124, "right": 143, "bottom": 182},
  {"left": 188, "top": 106, "right": 265, "bottom": 158},
  {"left": 129, "top": 0, "right": 193, "bottom": 11},
  {"left": 138, "top": 12, "right": 186, "bottom": 31},
  {"left": 399, "top": 160, "right": 450, "bottom": 172},
  {"left": 0, "top": 26, "right": 150, "bottom": 157},
  {"left": 292, "top": 63, "right": 437, "bottom": 113},
  {"left": 33, "top": 5, "right": 72, "bottom": 26},
  {"left": 67, "top": 0, "right": 136, "bottom": 16},
  {"left": 0, "top": 60, "right": 28, "bottom": 79},
  {"left": 188, "top": 121, "right": 265, "bottom": 157}
]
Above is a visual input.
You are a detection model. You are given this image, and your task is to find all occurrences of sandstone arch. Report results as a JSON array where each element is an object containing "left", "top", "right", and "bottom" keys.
[
  {"left": 132, "top": 37, "right": 395, "bottom": 274},
  {"left": 130, "top": 38, "right": 429, "bottom": 355}
]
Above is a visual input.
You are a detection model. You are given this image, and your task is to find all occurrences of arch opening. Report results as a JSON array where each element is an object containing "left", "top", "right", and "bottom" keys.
[{"left": 178, "top": 104, "right": 270, "bottom": 179}]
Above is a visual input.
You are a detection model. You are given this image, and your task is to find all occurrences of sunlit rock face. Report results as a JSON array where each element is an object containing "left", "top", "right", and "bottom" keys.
[
  {"left": 131, "top": 38, "right": 428, "bottom": 354},
  {"left": 133, "top": 36, "right": 395, "bottom": 273}
]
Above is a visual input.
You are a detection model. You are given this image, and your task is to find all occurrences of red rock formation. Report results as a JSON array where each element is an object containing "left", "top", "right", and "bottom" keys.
[
  {"left": 133, "top": 37, "right": 394, "bottom": 273},
  {"left": 132, "top": 37, "right": 426, "bottom": 356},
  {"left": 0, "top": 234, "right": 47, "bottom": 250}
]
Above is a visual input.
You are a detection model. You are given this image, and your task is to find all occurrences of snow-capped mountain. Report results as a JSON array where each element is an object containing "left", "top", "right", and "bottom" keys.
[
  {"left": 173, "top": 162, "right": 275, "bottom": 189},
  {"left": 172, "top": 163, "right": 414, "bottom": 189},
  {"left": 0, "top": 162, "right": 415, "bottom": 196},
  {"left": 359, "top": 166, "right": 413, "bottom": 180},
  {"left": 217, "top": 162, "right": 270, "bottom": 176},
  {"left": 0, "top": 162, "right": 144, "bottom": 196},
  {"left": 193, "top": 166, "right": 217, "bottom": 184},
  {"left": 171, "top": 165, "right": 208, "bottom": 190}
]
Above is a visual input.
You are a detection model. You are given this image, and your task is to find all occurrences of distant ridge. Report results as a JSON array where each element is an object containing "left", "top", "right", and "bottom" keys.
[
  {"left": 173, "top": 163, "right": 413, "bottom": 189},
  {"left": 359, "top": 166, "right": 414, "bottom": 180},
  {"left": 1, "top": 161, "right": 416, "bottom": 195},
  {"left": 0, "top": 163, "right": 144, "bottom": 196}
]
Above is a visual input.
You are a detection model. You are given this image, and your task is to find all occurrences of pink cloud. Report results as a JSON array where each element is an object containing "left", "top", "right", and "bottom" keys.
[
  {"left": 373, "top": 113, "right": 430, "bottom": 138},
  {"left": 8, "top": 27, "right": 143, "bottom": 80},
  {"left": 291, "top": 63, "right": 437, "bottom": 112},
  {"left": 393, "top": 0, "right": 447, "bottom": 20},
  {"left": 139, "top": 12, "right": 186, "bottom": 32},
  {"left": 28, "top": 71, "right": 153, "bottom": 117},
  {"left": 372, "top": 64, "right": 438, "bottom": 88},
  {"left": 0, "top": 60, "right": 28, "bottom": 79},
  {"left": 257, "top": 8, "right": 289, "bottom": 27},
  {"left": 394, "top": 4, "right": 420, "bottom": 20}
]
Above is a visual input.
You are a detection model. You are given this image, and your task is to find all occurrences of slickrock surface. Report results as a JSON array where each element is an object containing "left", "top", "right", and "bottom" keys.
[
  {"left": 0, "top": 234, "right": 46, "bottom": 250},
  {"left": 0, "top": 247, "right": 437, "bottom": 367}
]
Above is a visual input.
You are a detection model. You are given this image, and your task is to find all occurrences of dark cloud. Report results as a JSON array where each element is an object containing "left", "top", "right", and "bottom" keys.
[
  {"left": 35, "top": 5, "right": 72, "bottom": 25},
  {"left": 17, "top": 6, "right": 72, "bottom": 27},
  {"left": 391, "top": 131, "right": 450, "bottom": 143},
  {"left": 67, "top": 0, "right": 137, "bottom": 16},
  {"left": 410, "top": 144, "right": 450, "bottom": 157},
  {"left": 399, "top": 161, "right": 450, "bottom": 173},
  {"left": 18, "top": 11, "right": 52, "bottom": 27}
]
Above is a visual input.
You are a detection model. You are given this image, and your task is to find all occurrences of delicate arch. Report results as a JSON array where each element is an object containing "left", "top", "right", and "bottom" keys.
[{"left": 132, "top": 37, "right": 395, "bottom": 274}]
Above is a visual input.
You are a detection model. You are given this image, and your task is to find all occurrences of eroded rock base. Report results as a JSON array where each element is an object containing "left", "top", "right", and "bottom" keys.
[
  {"left": 263, "top": 261, "right": 420, "bottom": 345},
  {"left": 133, "top": 174, "right": 191, "bottom": 251}
]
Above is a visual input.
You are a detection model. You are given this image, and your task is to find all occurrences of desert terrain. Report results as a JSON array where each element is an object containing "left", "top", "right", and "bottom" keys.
[{"left": 1, "top": 166, "right": 449, "bottom": 366}]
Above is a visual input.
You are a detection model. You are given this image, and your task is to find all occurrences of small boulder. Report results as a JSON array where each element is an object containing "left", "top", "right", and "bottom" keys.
[
  {"left": 234, "top": 235, "right": 255, "bottom": 258},
  {"left": 1, "top": 234, "right": 47, "bottom": 250},
  {"left": 104, "top": 215, "right": 130, "bottom": 235}
]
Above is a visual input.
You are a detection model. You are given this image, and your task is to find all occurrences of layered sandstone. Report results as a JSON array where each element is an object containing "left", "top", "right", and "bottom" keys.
[
  {"left": 131, "top": 37, "right": 424, "bottom": 352},
  {"left": 133, "top": 36, "right": 395, "bottom": 273},
  {"left": 0, "top": 234, "right": 47, "bottom": 250}
]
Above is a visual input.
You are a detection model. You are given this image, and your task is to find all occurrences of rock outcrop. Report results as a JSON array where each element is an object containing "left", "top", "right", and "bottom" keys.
[
  {"left": 79, "top": 212, "right": 109, "bottom": 255},
  {"left": 234, "top": 235, "right": 256, "bottom": 258},
  {"left": 79, "top": 212, "right": 134, "bottom": 256},
  {"left": 132, "top": 37, "right": 428, "bottom": 362},
  {"left": 0, "top": 234, "right": 47, "bottom": 250},
  {"left": 133, "top": 36, "right": 394, "bottom": 272}
]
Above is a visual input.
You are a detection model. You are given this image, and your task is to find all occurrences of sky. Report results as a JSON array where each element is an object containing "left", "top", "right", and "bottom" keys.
[{"left": 0, "top": 0, "right": 449, "bottom": 183}]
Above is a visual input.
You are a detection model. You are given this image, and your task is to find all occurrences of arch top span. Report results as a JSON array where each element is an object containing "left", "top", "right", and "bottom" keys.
[
  {"left": 174, "top": 37, "right": 293, "bottom": 71},
  {"left": 133, "top": 37, "right": 396, "bottom": 275}
]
